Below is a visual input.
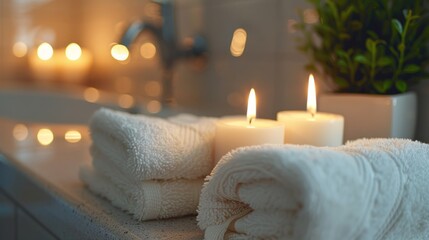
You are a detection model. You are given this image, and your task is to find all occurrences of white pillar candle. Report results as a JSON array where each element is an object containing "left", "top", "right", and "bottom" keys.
[
  {"left": 215, "top": 89, "right": 285, "bottom": 163},
  {"left": 28, "top": 42, "right": 56, "bottom": 82},
  {"left": 29, "top": 43, "right": 93, "bottom": 83},
  {"left": 277, "top": 74, "right": 344, "bottom": 146},
  {"left": 58, "top": 43, "right": 93, "bottom": 83}
]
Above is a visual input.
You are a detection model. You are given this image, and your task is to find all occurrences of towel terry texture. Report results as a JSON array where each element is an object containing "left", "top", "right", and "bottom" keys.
[
  {"left": 89, "top": 108, "right": 217, "bottom": 180},
  {"left": 197, "top": 138, "right": 429, "bottom": 240},
  {"left": 80, "top": 108, "right": 217, "bottom": 220},
  {"left": 80, "top": 165, "right": 203, "bottom": 220}
]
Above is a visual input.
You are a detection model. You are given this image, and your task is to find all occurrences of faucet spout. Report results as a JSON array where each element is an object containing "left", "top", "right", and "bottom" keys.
[
  {"left": 120, "top": 22, "right": 161, "bottom": 48},
  {"left": 119, "top": 0, "right": 207, "bottom": 107}
]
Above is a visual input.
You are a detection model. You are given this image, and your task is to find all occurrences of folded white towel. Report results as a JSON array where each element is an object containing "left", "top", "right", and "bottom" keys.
[
  {"left": 80, "top": 163, "right": 203, "bottom": 220},
  {"left": 89, "top": 108, "right": 217, "bottom": 180},
  {"left": 197, "top": 139, "right": 429, "bottom": 240}
]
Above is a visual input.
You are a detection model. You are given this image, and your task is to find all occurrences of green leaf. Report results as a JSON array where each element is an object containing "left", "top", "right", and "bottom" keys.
[
  {"left": 373, "top": 81, "right": 387, "bottom": 93},
  {"left": 314, "top": 24, "right": 336, "bottom": 35},
  {"left": 353, "top": 54, "right": 370, "bottom": 64},
  {"left": 392, "top": 19, "right": 403, "bottom": 34},
  {"left": 373, "top": 80, "right": 392, "bottom": 93},
  {"left": 337, "top": 59, "right": 347, "bottom": 67},
  {"left": 389, "top": 46, "right": 399, "bottom": 58},
  {"left": 377, "top": 57, "right": 393, "bottom": 67},
  {"left": 340, "top": 6, "right": 355, "bottom": 21},
  {"left": 409, "top": 15, "right": 420, "bottom": 21},
  {"left": 398, "top": 43, "right": 405, "bottom": 52},
  {"left": 336, "top": 50, "right": 348, "bottom": 58},
  {"left": 366, "top": 39, "right": 376, "bottom": 53},
  {"left": 402, "top": 9, "right": 409, "bottom": 19},
  {"left": 326, "top": 0, "right": 340, "bottom": 23},
  {"left": 403, "top": 64, "right": 421, "bottom": 73},
  {"left": 395, "top": 80, "right": 407, "bottom": 92},
  {"left": 383, "top": 80, "right": 393, "bottom": 90}
]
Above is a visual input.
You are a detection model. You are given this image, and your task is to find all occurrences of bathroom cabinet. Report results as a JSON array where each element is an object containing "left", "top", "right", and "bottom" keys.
[
  {"left": 17, "top": 209, "right": 57, "bottom": 240},
  {"left": 0, "top": 189, "right": 56, "bottom": 240},
  {"left": 0, "top": 190, "right": 16, "bottom": 240}
]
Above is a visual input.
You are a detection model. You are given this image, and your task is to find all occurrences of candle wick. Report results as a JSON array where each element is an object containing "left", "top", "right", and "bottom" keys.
[
  {"left": 249, "top": 117, "right": 253, "bottom": 125},
  {"left": 311, "top": 112, "right": 315, "bottom": 118}
]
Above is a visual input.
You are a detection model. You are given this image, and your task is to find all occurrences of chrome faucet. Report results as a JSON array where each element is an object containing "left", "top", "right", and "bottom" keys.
[{"left": 120, "top": 0, "right": 207, "bottom": 106}]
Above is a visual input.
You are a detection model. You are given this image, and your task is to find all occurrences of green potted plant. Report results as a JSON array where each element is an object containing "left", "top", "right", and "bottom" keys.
[{"left": 297, "top": 0, "right": 429, "bottom": 141}]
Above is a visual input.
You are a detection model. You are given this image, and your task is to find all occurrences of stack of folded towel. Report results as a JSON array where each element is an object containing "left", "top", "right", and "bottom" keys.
[
  {"left": 197, "top": 139, "right": 429, "bottom": 239},
  {"left": 80, "top": 108, "right": 216, "bottom": 220}
]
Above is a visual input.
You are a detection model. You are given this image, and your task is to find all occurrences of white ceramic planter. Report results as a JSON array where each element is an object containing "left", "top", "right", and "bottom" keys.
[{"left": 319, "top": 92, "right": 417, "bottom": 142}]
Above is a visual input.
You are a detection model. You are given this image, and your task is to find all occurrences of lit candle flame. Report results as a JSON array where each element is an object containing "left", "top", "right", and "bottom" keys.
[
  {"left": 65, "top": 130, "right": 82, "bottom": 143},
  {"left": 65, "top": 43, "right": 82, "bottom": 61},
  {"left": 247, "top": 88, "right": 256, "bottom": 125},
  {"left": 307, "top": 74, "right": 317, "bottom": 117},
  {"left": 140, "top": 42, "right": 157, "bottom": 59},
  {"left": 111, "top": 44, "right": 129, "bottom": 61},
  {"left": 37, "top": 128, "right": 54, "bottom": 146},
  {"left": 13, "top": 42, "right": 28, "bottom": 58},
  {"left": 37, "top": 42, "right": 54, "bottom": 61},
  {"left": 13, "top": 124, "right": 28, "bottom": 141}
]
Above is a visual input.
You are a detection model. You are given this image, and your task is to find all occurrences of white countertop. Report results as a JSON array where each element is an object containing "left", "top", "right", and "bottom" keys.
[{"left": 0, "top": 118, "right": 203, "bottom": 239}]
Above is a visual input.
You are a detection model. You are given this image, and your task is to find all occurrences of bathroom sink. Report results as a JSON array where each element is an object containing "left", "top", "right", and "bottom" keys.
[{"left": 0, "top": 89, "right": 113, "bottom": 124}]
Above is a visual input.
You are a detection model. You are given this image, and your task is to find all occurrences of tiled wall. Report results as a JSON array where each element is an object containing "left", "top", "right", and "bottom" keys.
[
  {"left": 0, "top": 0, "right": 313, "bottom": 118},
  {"left": 199, "top": 0, "right": 312, "bottom": 118},
  {"left": 174, "top": 0, "right": 314, "bottom": 118}
]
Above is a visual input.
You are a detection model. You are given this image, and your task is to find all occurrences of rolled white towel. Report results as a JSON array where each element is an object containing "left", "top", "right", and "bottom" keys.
[
  {"left": 89, "top": 108, "right": 217, "bottom": 180},
  {"left": 80, "top": 163, "right": 203, "bottom": 220},
  {"left": 197, "top": 139, "right": 429, "bottom": 240}
]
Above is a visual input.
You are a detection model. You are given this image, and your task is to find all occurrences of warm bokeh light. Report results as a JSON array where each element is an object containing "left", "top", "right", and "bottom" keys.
[
  {"left": 37, "top": 128, "right": 54, "bottom": 146},
  {"left": 307, "top": 74, "right": 317, "bottom": 116},
  {"left": 230, "top": 28, "right": 247, "bottom": 57},
  {"left": 13, "top": 124, "right": 28, "bottom": 141},
  {"left": 65, "top": 43, "right": 82, "bottom": 61},
  {"left": 147, "top": 100, "right": 161, "bottom": 113},
  {"left": 37, "top": 42, "right": 54, "bottom": 61},
  {"left": 65, "top": 130, "right": 82, "bottom": 143},
  {"left": 13, "top": 42, "right": 28, "bottom": 58},
  {"left": 111, "top": 44, "right": 129, "bottom": 61},
  {"left": 144, "top": 81, "right": 161, "bottom": 97},
  {"left": 247, "top": 88, "right": 256, "bottom": 124},
  {"left": 304, "top": 8, "right": 319, "bottom": 24},
  {"left": 83, "top": 87, "right": 100, "bottom": 103},
  {"left": 118, "top": 94, "right": 134, "bottom": 108},
  {"left": 140, "top": 42, "right": 157, "bottom": 59}
]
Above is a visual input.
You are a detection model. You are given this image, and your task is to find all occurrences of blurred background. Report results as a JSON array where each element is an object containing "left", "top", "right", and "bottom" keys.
[{"left": 0, "top": 0, "right": 318, "bottom": 118}]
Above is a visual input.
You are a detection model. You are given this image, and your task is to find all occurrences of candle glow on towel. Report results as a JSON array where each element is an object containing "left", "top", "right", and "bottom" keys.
[
  {"left": 277, "top": 74, "right": 344, "bottom": 146},
  {"left": 215, "top": 89, "right": 284, "bottom": 163}
]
